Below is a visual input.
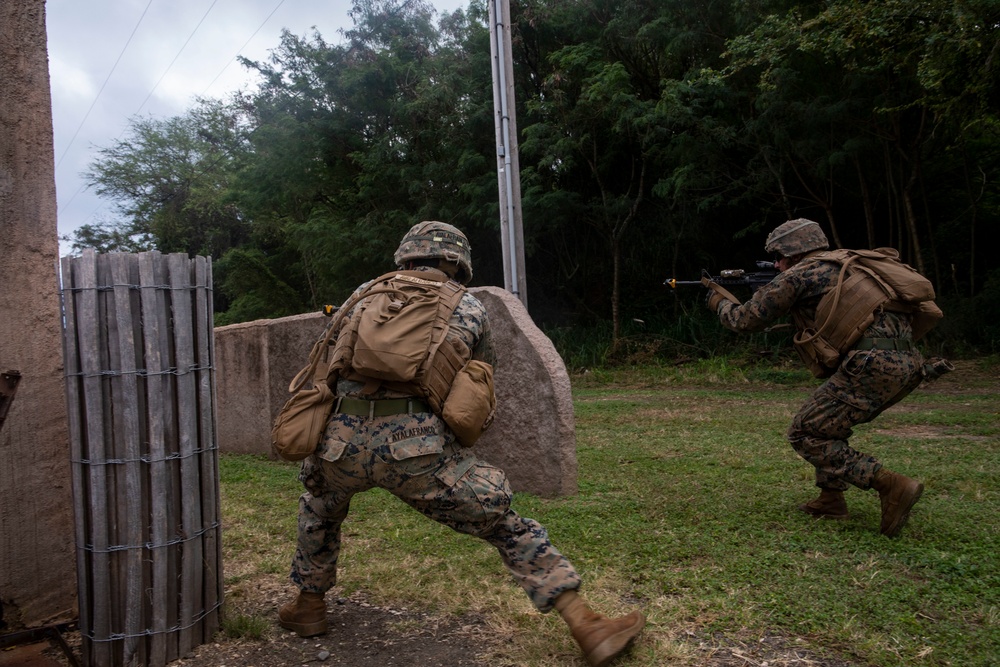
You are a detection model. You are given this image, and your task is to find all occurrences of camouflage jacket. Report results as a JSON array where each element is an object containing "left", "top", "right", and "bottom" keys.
[{"left": 717, "top": 252, "right": 913, "bottom": 340}]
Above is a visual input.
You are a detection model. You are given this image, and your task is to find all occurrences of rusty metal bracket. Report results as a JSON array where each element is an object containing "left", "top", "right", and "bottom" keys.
[
  {"left": 0, "top": 620, "right": 81, "bottom": 667},
  {"left": 0, "top": 370, "right": 22, "bottom": 432}
]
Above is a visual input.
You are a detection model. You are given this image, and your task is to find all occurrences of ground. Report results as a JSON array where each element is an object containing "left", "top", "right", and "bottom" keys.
[
  {"left": 41, "top": 599, "right": 857, "bottom": 667},
  {"left": 29, "top": 360, "right": 986, "bottom": 667}
]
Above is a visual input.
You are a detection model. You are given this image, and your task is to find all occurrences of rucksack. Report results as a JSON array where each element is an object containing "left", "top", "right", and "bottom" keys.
[
  {"left": 327, "top": 269, "right": 469, "bottom": 413},
  {"left": 793, "top": 248, "right": 943, "bottom": 377}
]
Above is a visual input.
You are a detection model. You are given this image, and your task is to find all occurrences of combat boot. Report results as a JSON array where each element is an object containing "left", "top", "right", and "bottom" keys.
[
  {"left": 797, "top": 489, "right": 848, "bottom": 519},
  {"left": 870, "top": 468, "right": 923, "bottom": 538},
  {"left": 555, "top": 590, "right": 645, "bottom": 667},
  {"left": 278, "top": 590, "right": 327, "bottom": 637}
]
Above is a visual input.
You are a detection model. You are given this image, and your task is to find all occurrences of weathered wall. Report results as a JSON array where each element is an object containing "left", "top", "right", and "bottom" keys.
[
  {"left": 215, "top": 312, "right": 324, "bottom": 455},
  {"left": 215, "top": 286, "right": 577, "bottom": 497},
  {"left": 0, "top": 0, "right": 77, "bottom": 628}
]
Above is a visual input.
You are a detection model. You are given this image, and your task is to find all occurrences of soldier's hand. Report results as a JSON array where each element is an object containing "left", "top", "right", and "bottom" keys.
[
  {"left": 706, "top": 290, "right": 729, "bottom": 312},
  {"left": 700, "top": 275, "right": 732, "bottom": 313}
]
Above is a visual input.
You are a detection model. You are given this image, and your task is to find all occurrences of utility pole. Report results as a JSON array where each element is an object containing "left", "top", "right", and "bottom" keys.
[{"left": 488, "top": 0, "right": 527, "bottom": 308}]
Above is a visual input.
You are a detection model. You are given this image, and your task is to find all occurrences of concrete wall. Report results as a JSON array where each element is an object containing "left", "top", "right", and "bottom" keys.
[
  {"left": 215, "top": 286, "right": 577, "bottom": 497},
  {"left": 0, "top": 0, "right": 77, "bottom": 629}
]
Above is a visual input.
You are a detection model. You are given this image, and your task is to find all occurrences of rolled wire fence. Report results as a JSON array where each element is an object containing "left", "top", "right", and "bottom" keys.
[{"left": 60, "top": 250, "right": 222, "bottom": 667}]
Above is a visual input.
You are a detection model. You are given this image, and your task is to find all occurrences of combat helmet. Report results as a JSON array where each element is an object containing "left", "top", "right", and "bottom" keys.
[
  {"left": 394, "top": 221, "right": 473, "bottom": 284},
  {"left": 764, "top": 218, "right": 829, "bottom": 257}
]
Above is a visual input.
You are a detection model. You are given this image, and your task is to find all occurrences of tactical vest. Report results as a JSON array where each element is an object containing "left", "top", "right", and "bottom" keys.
[
  {"left": 326, "top": 268, "right": 470, "bottom": 414},
  {"left": 792, "top": 248, "right": 943, "bottom": 377}
]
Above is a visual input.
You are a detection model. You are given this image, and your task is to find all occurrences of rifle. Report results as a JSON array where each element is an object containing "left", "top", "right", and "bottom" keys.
[{"left": 664, "top": 261, "right": 778, "bottom": 291}]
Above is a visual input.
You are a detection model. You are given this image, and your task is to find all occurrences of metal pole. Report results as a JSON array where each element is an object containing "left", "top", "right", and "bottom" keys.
[{"left": 489, "top": 0, "right": 527, "bottom": 307}]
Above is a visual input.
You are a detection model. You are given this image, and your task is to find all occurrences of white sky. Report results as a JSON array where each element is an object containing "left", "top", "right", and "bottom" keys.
[{"left": 46, "top": 0, "right": 469, "bottom": 254}]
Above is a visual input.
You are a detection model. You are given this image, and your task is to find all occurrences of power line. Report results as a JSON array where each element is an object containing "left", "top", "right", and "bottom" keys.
[
  {"left": 130, "top": 0, "right": 222, "bottom": 117},
  {"left": 200, "top": 0, "right": 289, "bottom": 96},
  {"left": 54, "top": 0, "right": 155, "bottom": 172},
  {"left": 56, "top": 0, "right": 289, "bottom": 237}
]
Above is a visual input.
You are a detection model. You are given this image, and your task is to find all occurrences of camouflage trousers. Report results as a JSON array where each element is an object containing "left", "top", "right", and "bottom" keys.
[
  {"left": 290, "top": 410, "right": 581, "bottom": 613},
  {"left": 789, "top": 348, "right": 924, "bottom": 492}
]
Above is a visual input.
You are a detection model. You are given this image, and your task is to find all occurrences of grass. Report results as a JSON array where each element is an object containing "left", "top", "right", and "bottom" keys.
[{"left": 219, "top": 358, "right": 999, "bottom": 666}]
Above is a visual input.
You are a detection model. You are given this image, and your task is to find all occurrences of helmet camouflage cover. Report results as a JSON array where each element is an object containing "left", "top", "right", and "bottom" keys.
[
  {"left": 764, "top": 218, "right": 830, "bottom": 257},
  {"left": 394, "top": 221, "right": 473, "bottom": 284}
]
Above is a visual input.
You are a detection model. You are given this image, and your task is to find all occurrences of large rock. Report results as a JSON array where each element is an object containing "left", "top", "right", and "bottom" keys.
[
  {"left": 469, "top": 287, "right": 577, "bottom": 497},
  {"left": 214, "top": 288, "right": 578, "bottom": 497}
]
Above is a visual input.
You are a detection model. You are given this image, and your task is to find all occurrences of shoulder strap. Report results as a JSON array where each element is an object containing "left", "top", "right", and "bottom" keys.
[
  {"left": 287, "top": 272, "right": 407, "bottom": 393},
  {"left": 795, "top": 252, "right": 860, "bottom": 346}
]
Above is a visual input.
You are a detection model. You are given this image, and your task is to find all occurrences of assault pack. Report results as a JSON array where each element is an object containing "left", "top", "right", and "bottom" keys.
[
  {"left": 328, "top": 268, "right": 469, "bottom": 410},
  {"left": 793, "top": 248, "right": 943, "bottom": 377},
  {"left": 325, "top": 268, "right": 496, "bottom": 445}
]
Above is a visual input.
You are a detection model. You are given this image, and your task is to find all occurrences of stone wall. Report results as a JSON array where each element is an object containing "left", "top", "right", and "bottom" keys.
[
  {"left": 215, "top": 286, "right": 577, "bottom": 497},
  {"left": 0, "top": 0, "right": 77, "bottom": 629}
]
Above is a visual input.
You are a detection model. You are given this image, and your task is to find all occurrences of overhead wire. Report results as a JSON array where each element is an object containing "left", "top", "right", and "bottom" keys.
[
  {"left": 130, "top": 0, "right": 222, "bottom": 117},
  {"left": 55, "top": 0, "right": 154, "bottom": 173},
  {"left": 59, "top": 0, "right": 227, "bottom": 223},
  {"left": 56, "top": 0, "right": 293, "bottom": 241},
  {"left": 201, "top": 0, "right": 289, "bottom": 96}
]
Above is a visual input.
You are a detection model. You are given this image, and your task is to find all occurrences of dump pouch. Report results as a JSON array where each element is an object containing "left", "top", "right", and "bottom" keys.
[
  {"left": 921, "top": 357, "right": 955, "bottom": 381},
  {"left": 271, "top": 383, "right": 334, "bottom": 461},
  {"left": 792, "top": 327, "right": 842, "bottom": 379},
  {"left": 441, "top": 360, "right": 496, "bottom": 447}
]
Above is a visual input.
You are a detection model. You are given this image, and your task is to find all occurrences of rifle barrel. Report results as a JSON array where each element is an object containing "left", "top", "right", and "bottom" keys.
[{"left": 663, "top": 278, "right": 704, "bottom": 288}]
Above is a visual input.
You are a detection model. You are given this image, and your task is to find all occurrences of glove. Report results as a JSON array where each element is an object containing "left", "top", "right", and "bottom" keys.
[
  {"left": 700, "top": 275, "right": 735, "bottom": 313},
  {"left": 706, "top": 289, "right": 729, "bottom": 312}
]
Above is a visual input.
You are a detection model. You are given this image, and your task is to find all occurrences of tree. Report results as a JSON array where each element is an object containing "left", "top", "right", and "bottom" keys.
[{"left": 79, "top": 98, "right": 253, "bottom": 259}]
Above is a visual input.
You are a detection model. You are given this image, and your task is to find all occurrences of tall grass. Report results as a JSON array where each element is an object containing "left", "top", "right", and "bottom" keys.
[{"left": 220, "top": 359, "right": 999, "bottom": 666}]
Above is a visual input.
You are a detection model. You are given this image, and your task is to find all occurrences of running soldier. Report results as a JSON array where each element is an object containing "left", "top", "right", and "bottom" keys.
[{"left": 704, "top": 219, "right": 942, "bottom": 537}]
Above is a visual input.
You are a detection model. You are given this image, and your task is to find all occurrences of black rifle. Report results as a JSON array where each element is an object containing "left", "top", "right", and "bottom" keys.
[{"left": 664, "top": 261, "right": 778, "bottom": 291}]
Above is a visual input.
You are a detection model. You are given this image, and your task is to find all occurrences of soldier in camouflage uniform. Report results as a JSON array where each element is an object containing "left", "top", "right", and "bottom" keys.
[
  {"left": 278, "top": 222, "right": 645, "bottom": 666},
  {"left": 704, "top": 219, "right": 926, "bottom": 538}
]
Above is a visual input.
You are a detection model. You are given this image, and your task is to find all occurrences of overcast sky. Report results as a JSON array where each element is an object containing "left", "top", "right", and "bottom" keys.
[{"left": 46, "top": 0, "right": 468, "bottom": 254}]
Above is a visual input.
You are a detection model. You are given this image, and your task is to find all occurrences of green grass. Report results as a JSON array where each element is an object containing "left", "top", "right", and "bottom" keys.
[
  {"left": 219, "top": 358, "right": 999, "bottom": 666},
  {"left": 220, "top": 612, "right": 270, "bottom": 640}
]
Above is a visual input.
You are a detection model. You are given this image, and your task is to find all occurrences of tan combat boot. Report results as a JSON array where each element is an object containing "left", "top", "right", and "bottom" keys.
[
  {"left": 277, "top": 590, "right": 328, "bottom": 637},
  {"left": 871, "top": 468, "right": 924, "bottom": 537},
  {"left": 798, "top": 489, "right": 848, "bottom": 519},
  {"left": 555, "top": 590, "right": 645, "bottom": 667}
]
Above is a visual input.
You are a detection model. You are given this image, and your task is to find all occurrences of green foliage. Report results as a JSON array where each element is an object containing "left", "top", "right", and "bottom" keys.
[
  {"left": 81, "top": 98, "right": 253, "bottom": 259},
  {"left": 72, "top": 0, "right": 1000, "bottom": 347},
  {"left": 213, "top": 248, "right": 306, "bottom": 326}
]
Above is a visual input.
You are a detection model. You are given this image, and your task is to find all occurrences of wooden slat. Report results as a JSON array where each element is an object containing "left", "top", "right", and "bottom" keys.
[
  {"left": 159, "top": 254, "right": 181, "bottom": 665},
  {"left": 97, "top": 254, "right": 125, "bottom": 661},
  {"left": 109, "top": 253, "right": 145, "bottom": 665},
  {"left": 59, "top": 255, "right": 92, "bottom": 663},
  {"left": 193, "top": 256, "right": 222, "bottom": 639},
  {"left": 168, "top": 253, "right": 204, "bottom": 655},
  {"left": 75, "top": 249, "right": 112, "bottom": 667},
  {"left": 138, "top": 251, "right": 171, "bottom": 665},
  {"left": 206, "top": 258, "right": 225, "bottom": 626}
]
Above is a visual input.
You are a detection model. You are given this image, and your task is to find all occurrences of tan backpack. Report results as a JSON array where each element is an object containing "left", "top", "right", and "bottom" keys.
[
  {"left": 793, "top": 248, "right": 943, "bottom": 377},
  {"left": 328, "top": 269, "right": 496, "bottom": 446}
]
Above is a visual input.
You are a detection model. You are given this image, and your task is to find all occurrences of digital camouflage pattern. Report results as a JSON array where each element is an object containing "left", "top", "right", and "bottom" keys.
[
  {"left": 764, "top": 218, "right": 830, "bottom": 257},
  {"left": 290, "top": 272, "right": 581, "bottom": 612},
  {"left": 714, "top": 253, "right": 924, "bottom": 492},
  {"left": 789, "top": 349, "right": 923, "bottom": 490},
  {"left": 393, "top": 221, "right": 474, "bottom": 285}
]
